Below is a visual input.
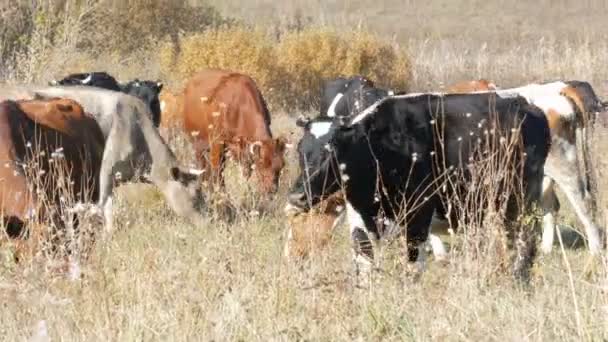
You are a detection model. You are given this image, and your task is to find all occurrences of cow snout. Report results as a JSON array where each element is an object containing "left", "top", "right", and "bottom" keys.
[{"left": 287, "top": 191, "right": 307, "bottom": 209}]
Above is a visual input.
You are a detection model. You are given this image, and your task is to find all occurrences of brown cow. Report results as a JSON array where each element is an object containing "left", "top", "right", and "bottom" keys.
[
  {"left": 0, "top": 98, "right": 104, "bottom": 268},
  {"left": 183, "top": 69, "right": 287, "bottom": 194},
  {"left": 446, "top": 79, "right": 497, "bottom": 93}
]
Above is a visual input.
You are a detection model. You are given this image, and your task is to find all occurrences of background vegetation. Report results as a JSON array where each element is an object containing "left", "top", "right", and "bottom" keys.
[{"left": 1, "top": 0, "right": 607, "bottom": 340}]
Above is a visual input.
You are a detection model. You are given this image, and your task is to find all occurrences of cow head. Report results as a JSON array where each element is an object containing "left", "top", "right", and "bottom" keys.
[
  {"left": 287, "top": 117, "right": 351, "bottom": 212},
  {"left": 322, "top": 75, "right": 387, "bottom": 118},
  {"left": 248, "top": 137, "right": 288, "bottom": 194},
  {"left": 165, "top": 166, "right": 206, "bottom": 222},
  {"left": 121, "top": 79, "right": 164, "bottom": 127},
  {"left": 227, "top": 136, "right": 288, "bottom": 194}
]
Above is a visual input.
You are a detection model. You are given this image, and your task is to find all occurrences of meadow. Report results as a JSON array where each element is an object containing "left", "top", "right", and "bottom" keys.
[{"left": 0, "top": 0, "right": 607, "bottom": 340}]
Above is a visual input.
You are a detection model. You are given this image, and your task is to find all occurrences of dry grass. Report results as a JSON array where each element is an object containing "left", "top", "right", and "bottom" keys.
[{"left": 1, "top": 0, "right": 608, "bottom": 340}]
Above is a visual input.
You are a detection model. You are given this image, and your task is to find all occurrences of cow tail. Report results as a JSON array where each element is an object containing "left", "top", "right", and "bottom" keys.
[{"left": 560, "top": 86, "right": 597, "bottom": 215}]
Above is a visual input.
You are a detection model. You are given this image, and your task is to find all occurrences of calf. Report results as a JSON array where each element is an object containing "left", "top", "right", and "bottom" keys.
[
  {"left": 284, "top": 194, "right": 345, "bottom": 260},
  {"left": 183, "top": 68, "right": 287, "bottom": 194},
  {"left": 287, "top": 93, "right": 550, "bottom": 281}
]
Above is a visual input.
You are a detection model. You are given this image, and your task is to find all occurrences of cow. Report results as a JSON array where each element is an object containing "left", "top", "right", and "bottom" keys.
[
  {"left": 50, "top": 72, "right": 163, "bottom": 128},
  {"left": 183, "top": 69, "right": 287, "bottom": 194},
  {"left": 1, "top": 85, "right": 207, "bottom": 230},
  {"left": 287, "top": 92, "right": 551, "bottom": 281},
  {"left": 0, "top": 98, "right": 104, "bottom": 271},
  {"left": 490, "top": 81, "right": 605, "bottom": 254},
  {"left": 446, "top": 79, "right": 497, "bottom": 93}
]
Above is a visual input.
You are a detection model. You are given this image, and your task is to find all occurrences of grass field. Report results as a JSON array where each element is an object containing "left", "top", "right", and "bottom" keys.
[{"left": 1, "top": 0, "right": 608, "bottom": 340}]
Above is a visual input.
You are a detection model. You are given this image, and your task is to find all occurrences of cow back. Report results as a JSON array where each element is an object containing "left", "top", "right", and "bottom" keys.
[{"left": 183, "top": 69, "right": 272, "bottom": 143}]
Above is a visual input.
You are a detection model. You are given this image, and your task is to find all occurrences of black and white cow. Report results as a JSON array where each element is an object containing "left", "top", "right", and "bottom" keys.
[
  {"left": 50, "top": 72, "right": 163, "bottom": 128},
  {"left": 287, "top": 92, "right": 551, "bottom": 281},
  {"left": 319, "top": 76, "right": 395, "bottom": 119}
]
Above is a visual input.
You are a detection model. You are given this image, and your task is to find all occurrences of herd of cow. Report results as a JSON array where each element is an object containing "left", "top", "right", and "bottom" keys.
[{"left": 0, "top": 68, "right": 606, "bottom": 282}]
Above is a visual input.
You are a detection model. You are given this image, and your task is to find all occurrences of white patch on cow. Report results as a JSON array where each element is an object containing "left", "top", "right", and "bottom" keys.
[
  {"left": 532, "top": 94, "right": 576, "bottom": 120},
  {"left": 309, "top": 121, "right": 332, "bottom": 139},
  {"left": 103, "top": 197, "right": 113, "bottom": 233},
  {"left": 160, "top": 100, "right": 166, "bottom": 112},
  {"left": 388, "top": 90, "right": 395, "bottom": 96},
  {"left": 495, "top": 81, "right": 567, "bottom": 102},
  {"left": 428, "top": 233, "right": 447, "bottom": 261},
  {"left": 326, "top": 93, "right": 344, "bottom": 117},
  {"left": 541, "top": 211, "right": 556, "bottom": 254},
  {"left": 346, "top": 201, "right": 366, "bottom": 232},
  {"left": 554, "top": 135, "right": 577, "bottom": 162}
]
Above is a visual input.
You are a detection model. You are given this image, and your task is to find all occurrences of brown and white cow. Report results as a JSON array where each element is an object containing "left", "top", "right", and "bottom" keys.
[
  {"left": 429, "top": 81, "right": 604, "bottom": 257},
  {"left": 183, "top": 69, "right": 287, "bottom": 194},
  {"left": 495, "top": 81, "right": 605, "bottom": 254},
  {"left": 1, "top": 85, "right": 207, "bottom": 230},
  {"left": 0, "top": 98, "right": 104, "bottom": 267}
]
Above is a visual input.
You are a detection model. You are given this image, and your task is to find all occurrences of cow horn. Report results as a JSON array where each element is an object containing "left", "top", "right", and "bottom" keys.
[
  {"left": 249, "top": 141, "right": 263, "bottom": 155},
  {"left": 81, "top": 74, "right": 93, "bottom": 84},
  {"left": 188, "top": 168, "right": 205, "bottom": 176},
  {"left": 327, "top": 93, "right": 344, "bottom": 117}
]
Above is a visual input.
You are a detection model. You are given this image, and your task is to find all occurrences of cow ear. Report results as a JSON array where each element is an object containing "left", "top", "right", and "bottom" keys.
[{"left": 156, "top": 81, "right": 164, "bottom": 91}]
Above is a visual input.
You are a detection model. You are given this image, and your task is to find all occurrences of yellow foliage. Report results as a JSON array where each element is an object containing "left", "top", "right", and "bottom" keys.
[
  {"left": 160, "top": 27, "right": 275, "bottom": 93},
  {"left": 275, "top": 27, "right": 411, "bottom": 109},
  {"left": 160, "top": 26, "right": 412, "bottom": 110}
]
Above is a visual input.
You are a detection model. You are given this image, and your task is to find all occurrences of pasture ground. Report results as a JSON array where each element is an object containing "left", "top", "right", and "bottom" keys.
[{"left": 1, "top": 1, "right": 608, "bottom": 340}]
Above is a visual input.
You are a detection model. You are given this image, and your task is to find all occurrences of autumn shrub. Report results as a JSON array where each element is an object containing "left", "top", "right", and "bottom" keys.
[
  {"left": 161, "top": 26, "right": 412, "bottom": 111},
  {"left": 275, "top": 27, "right": 411, "bottom": 110}
]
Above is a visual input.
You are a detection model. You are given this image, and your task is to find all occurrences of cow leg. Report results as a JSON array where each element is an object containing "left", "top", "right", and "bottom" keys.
[
  {"left": 540, "top": 177, "right": 560, "bottom": 254},
  {"left": 428, "top": 212, "right": 449, "bottom": 261},
  {"left": 545, "top": 162, "right": 602, "bottom": 254},
  {"left": 513, "top": 168, "right": 542, "bottom": 282},
  {"left": 208, "top": 142, "right": 226, "bottom": 190},
  {"left": 346, "top": 203, "right": 377, "bottom": 279}
]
